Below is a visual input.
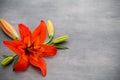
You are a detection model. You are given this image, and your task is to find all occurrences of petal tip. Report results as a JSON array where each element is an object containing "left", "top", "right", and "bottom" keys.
[
  {"left": 18, "top": 23, "right": 24, "bottom": 27},
  {"left": 40, "top": 20, "right": 45, "bottom": 23},
  {"left": 3, "top": 40, "right": 9, "bottom": 45},
  {"left": 41, "top": 69, "right": 47, "bottom": 77}
]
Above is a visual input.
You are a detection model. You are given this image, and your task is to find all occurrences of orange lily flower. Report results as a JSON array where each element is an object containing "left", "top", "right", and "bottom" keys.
[{"left": 3, "top": 20, "right": 57, "bottom": 76}]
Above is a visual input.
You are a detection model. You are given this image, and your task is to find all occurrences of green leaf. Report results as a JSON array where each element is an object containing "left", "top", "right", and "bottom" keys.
[
  {"left": 13, "top": 55, "right": 19, "bottom": 70},
  {"left": 56, "top": 45, "right": 68, "bottom": 49}
]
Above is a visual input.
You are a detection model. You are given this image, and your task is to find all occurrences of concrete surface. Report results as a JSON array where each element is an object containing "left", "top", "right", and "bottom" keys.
[{"left": 0, "top": 0, "right": 120, "bottom": 80}]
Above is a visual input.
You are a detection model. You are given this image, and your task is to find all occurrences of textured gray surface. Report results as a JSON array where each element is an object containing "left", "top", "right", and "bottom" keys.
[{"left": 0, "top": 0, "right": 120, "bottom": 80}]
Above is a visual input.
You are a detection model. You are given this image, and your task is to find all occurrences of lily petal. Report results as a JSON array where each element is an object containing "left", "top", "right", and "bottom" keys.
[
  {"left": 13, "top": 54, "right": 29, "bottom": 71},
  {"left": 32, "top": 20, "right": 47, "bottom": 44},
  {"left": 18, "top": 24, "right": 32, "bottom": 46},
  {"left": 41, "top": 44, "right": 57, "bottom": 57},
  {"left": 3, "top": 40, "right": 25, "bottom": 55},
  {"left": 29, "top": 55, "right": 46, "bottom": 76}
]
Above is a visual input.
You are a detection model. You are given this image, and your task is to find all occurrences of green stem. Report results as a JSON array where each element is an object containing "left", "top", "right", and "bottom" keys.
[
  {"left": 45, "top": 36, "right": 53, "bottom": 44},
  {"left": 13, "top": 55, "right": 17, "bottom": 58}
]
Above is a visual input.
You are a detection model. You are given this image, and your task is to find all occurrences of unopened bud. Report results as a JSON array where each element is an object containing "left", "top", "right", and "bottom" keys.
[
  {"left": 0, "top": 19, "right": 19, "bottom": 40},
  {"left": 52, "top": 35, "right": 69, "bottom": 44},
  {"left": 47, "top": 20, "right": 54, "bottom": 37},
  {"left": 1, "top": 56, "right": 14, "bottom": 66}
]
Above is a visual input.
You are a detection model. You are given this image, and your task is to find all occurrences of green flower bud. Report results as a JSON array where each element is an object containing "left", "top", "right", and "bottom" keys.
[
  {"left": 52, "top": 35, "right": 69, "bottom": 44},
  {"left": 1, "top": 56, "right": 14, "bottom": 66}
]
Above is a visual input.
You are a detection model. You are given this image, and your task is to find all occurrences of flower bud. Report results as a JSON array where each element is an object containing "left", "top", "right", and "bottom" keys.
[
  {"left": 1, "top": 56, "right": 14, "bottom": 66},
  {"left": 47, "top": 20, "right": 54, "bottom": 37},
  {"left": 0, "top": 19, "right": 19, "bottom": 40},
  {"left": 52, "top": 35, "right": 69, "bottom": 44}
]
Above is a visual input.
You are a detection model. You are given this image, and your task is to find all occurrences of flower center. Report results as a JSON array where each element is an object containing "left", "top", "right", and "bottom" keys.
[
  {"left": 25, "top": 47, "right": 30, "bottom": 55},
  {"left": 25, "top": 45, "right": 34, "bottom": 55},
  {"left": 24, "top": 44, "right": 45, "bottom": 56}
]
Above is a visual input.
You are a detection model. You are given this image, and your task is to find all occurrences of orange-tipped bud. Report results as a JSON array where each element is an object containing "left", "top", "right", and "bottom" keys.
[{"left": 0, "top": 19, "right": 19, "bottom": 40}]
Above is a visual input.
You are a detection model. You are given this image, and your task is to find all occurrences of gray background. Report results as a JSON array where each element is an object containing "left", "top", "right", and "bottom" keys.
[{"left": 0, "top": 0, "right": 120, "bottom": 80}]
